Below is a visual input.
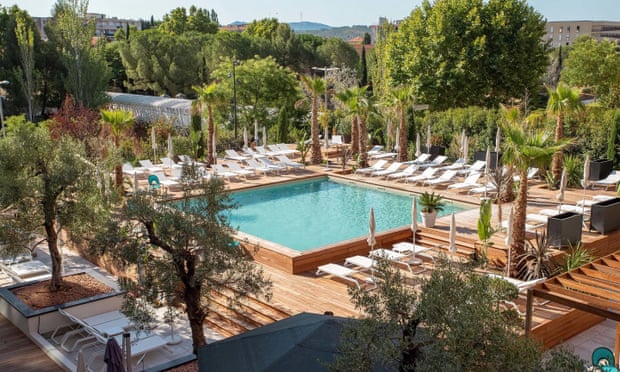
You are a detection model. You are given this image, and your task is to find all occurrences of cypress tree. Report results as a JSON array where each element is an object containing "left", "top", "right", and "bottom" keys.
[{"left": 359, "top": 46, "right": 368, "bottom": 87}]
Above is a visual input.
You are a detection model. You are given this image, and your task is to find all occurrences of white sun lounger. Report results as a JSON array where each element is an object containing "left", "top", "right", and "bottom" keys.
[
  {"left": 275, "top": 155, "right": 305, "bottom": 171},
  {"left": 245, "top": 158, "right": 277, "bottom": 175},
  {"left": 226, "top": 162, "right": 257, "bottom": 178},
  {"left": 501, "top": 220, "right": 543, "bottom": 233},
  {"left": 391, "top": 242, "right": 431, "bottom": 256},
  {"left": 577, "top": 195, "right": 615, "bottom": 207},
  {"left": 422, "top": 169, "right": 457, "bottom": 188},
  {"left": 418, "top": 155, "right": 448, "bottom": 169},
  {"left": 260, "top": 157, "right": 287, "bottom": 174},
  {"left": 344, "top": 255, "right": 377, "bottom": 274},
  {"left": 370, "top": 249, "right": 424, "bottom": 273},
  {"left": 138, "top": 160, "right": 164, "bottom": 173},
  {"left": 212, "top": 164, "right": 241, "bottom": 180},
  {"left": 366, "top": 145, "right": 384, "bottom": 156},
  {"left": 486, "top": 274, "right": 548, "bottom": 314},
  {"left": 447, "top": 172, "right": 482, "bottom": 192},
  {"left": 355, "top": 160, "right": 388, "bottom": 175},
  {"left": 122, "top": 163, "right": 145, "bottom": 176},
  {"left": 275, "top": 144, "right": 299, "bottom": 156},
  {"left": 316, "top": 263, "right": 373, "bottom": 288},
  {"left": 386, "top": 165, "right": 418, "bottom": 181},
  {"left": 405, "top": 167, "right": 439, "bottom": 184},
  {"left": 407, "top": 153, "right": 431, "bottom": 164},
  {"left": 591, "top": 171, "right": 620, "bottom": 189},
  {"left": 1, "top": 260, "right": 51, "bottom": 282},
  {"left": 468, "top": 183, "right": 497, "bottom": 195},
  {"left": 370, "top": 162, "right": 403, "bottom": 177},
  {"left": 526, "top": 214, "right": 549, "bottom": 224},
  {"left": 224, "top": 149, "right": 250, "bottom": 162},
  {"left": 458, "top": 160, "right": 486, "bottom": 176}
]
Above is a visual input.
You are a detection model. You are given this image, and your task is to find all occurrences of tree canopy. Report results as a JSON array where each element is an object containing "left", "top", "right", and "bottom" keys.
[
  {"left": 561, "top": 36, "right": 620, "bottom": 108},
  {"left": 385, "top": 0, "right": 547, "bottom": 110}
]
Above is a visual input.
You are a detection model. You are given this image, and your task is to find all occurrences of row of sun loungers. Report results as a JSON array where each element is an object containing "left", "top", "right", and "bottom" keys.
[
  {"left": 316, "top": 242, "right": 435, "bottom": 288},
  {"left": 54, "top": 307, "right": 169, "bottom": 369}
]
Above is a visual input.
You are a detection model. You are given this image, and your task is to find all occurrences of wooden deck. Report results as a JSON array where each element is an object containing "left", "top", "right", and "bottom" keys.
[{"left": 0, "top": 315, "right": 62, "bottom": 371}]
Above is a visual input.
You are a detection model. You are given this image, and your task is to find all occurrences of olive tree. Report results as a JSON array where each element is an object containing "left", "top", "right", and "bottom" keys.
[
  {"left": 94, "top": 176, "right": 271, "bottom": 353},
  {"left": 0, "top": 120, "right": 106, "bottom": 290}
]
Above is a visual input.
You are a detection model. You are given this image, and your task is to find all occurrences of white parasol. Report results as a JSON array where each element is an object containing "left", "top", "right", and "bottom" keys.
[
  {"left": 449, "top": 213, "right": 457, "bottom": 254},
  {"left": 254, "top": 120, "right": 259, "bottom": 145},
  {"left": 263, "top": 126, "right": 267, "bottom": 146},
  {"left": 415, "top": 133, "right": 421, "bottom": 157},
  {"left": 243, "top": 127, "right": 248, "bottom": 149},
  {"left": 557, "top": 167, "right": 568, "bottom": 207},
  {"left": 167, "top": 133, "right": 173, "bottom": 159},
  {"left": 495, "top": 127, "right": 501, "bottom": 153},
  {"left": 411, "top": 198, "right": 418, "bottom": 259},
  {"left": 212, "top": 131, "right": 217, "bottom": 165},
  {"left": 367, "top": 208, "right": 376, "bottom": 250},
  {"left": 151, "top": 126, "right": 157, "bottom": 160},
  {"left": 394, "top": 127, "right": 400, "bottom": 152},
  {"left": 462, "top": 136, "right": 469, "bottom": 163},
  {"left": 426, "top": 125, "right": 431, "bottom": 154}
]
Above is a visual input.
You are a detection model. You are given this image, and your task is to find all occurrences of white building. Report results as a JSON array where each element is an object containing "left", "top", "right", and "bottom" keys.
[{"left": 544, "top": 21, "right": 620, "bottom": 48}]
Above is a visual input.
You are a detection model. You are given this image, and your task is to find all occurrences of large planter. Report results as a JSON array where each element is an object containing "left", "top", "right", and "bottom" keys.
[
  {"left": 547, "top": 212, "right": 583, "bottom": 248},
  {"left": 589, "top": 159, "right": 614, "bottom": 181},
  {"left": 474, "top": 151, "right": 502, "bottom": 169},
  {"left": 590, "top": 197, "right": 620, "bottom": 234},
  {"left": 420, "top": 211, "right": 437, "bottom": 228},
  {"left": 422, "top": 145, "right": 446, "bottom": 158}
]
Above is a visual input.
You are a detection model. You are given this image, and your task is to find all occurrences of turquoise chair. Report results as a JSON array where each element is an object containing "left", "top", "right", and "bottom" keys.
[{"left": 148, "top": 174, "right": 161, "bottom": 191}]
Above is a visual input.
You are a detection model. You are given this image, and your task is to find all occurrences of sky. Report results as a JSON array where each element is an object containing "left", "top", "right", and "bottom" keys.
[{"left": 9, "top": 0, "right": 620, "bottom": 27}]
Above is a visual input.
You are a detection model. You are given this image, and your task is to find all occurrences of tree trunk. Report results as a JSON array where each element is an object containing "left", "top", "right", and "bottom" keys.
[
  {"left": 114, "top": 164, "right": 123, "bottom": 190},
  {"left": 43, "top": 210, "right": 63, "bottom": 291},
  {"left": 551, "top": 114, "right": 564, "bottom": 181},
  {"left": 510, "top": 168, "right": 529, "bottom": 262},
  {"left": 398, "top": 108, "right": 407, "bottom": 162},
  {"left": 358, "top": 116, "right": 368, "bottom": 168},
  {"left": 351, "top": 117, "right": 359, "bottom": 158},
  {"left": 311, "top": 96, "right": 322, "bottom": 165},
  {"left": 207, "top": 106, "right": 215, "bottom": 166},
  {"left": 184, "top": 283, "right": 207, "bottom": 354}
]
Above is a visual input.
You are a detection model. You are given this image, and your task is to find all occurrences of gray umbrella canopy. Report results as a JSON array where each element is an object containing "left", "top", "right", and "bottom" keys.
[
  {"left": 104, "top": 337, "right": 125, "bottom": 372},
  {"left": 198, "top": 313, "right": 364, "bottom": 372},
  {"left": 415, "top": 133, "right": 421, "bottom": 157}
]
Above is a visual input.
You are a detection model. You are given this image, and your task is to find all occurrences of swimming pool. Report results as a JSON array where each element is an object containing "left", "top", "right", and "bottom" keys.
[{"left": 227, "top": 177, "right": 468, "bottom": 252}]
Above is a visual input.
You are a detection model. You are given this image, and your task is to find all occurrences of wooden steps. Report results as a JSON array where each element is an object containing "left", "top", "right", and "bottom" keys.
[{"left": 204, "top": 286, "right": 291, "bottom": 338}]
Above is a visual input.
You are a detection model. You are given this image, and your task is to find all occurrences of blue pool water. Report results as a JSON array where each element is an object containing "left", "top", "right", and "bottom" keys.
[{"left": 226, "top": 178, "right": 468, "bottom": 252}]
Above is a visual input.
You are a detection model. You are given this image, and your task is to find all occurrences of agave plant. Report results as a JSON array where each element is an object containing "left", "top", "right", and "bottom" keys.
[
  {"left": 563, "top": 242, "right": 595, "bottom": 272},
  {"left": 516, "top": 231, "right": 560, "bottom": 280}
]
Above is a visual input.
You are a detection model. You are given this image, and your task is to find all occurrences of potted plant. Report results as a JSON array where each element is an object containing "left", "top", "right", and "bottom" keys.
[{"left": 418, "top": 192, "right": 445, "bottom": 228}]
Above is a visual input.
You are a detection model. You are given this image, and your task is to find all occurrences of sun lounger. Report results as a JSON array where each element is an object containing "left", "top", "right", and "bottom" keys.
[
  {"left": 275, "top": 143, "right": 299, "bottom": 156},
  {"left": 370, "top": 151, "right": 397, "bottom": 160},
  {"left": 152, "top": 172, "right": 180, "bottom": 190},
  {"left": 391, "top": 242, "right": 431, "bottom": 256},
  {"left": 407, "top": 153, "right": 431, "bottom": 164},
  {"left": 577, "top": 195, "right": 615, "bottom": 207},
  {"left": 122, "top": 163, "right": 146, "bottom": 176},
  {"left": 260, "top": 157, "right": 287, "bottom": 174},
  {"left": 275, "top": 155, "right": 304, "bottom": 171},
  {"left": 139, "top": 160, "right": 164, "bottom": 173},
  {"left": 245, "top": 158, "right": 278, "bottom": 175},
  {"left": 178, "top": 155, "right": 205, "bottom": 166},
  {"left": 468, "top": 183, "right": 497, "bottom": 195},
  {"left": 355, "top": 159, "right": 388, "bottom": 175},
  {"left": 447, "top": 172, "right": 482, "bottom": 192},
  {"left": 366, "top": 145, "right": 384, "bottom": 156},
  {"left": 440, "top": 158, "right": 467, "bottom": 170},
  {"left": 370, "top": 249, "right": 424, "bottom": 273},
  {"left": 539, "top": 205, "right": 589, "bottom": 216},
  {"left": 344, "top": 255, "right": 377, "bottom": 274},
  {"left": 212, "top": 164, "right": 241, "bottom": 180},
  {"left": 0, "top": 260, "right": 51, "bottom": 282},
  {"left": 458, "top": 160, "right": 486, "bottom": 176},
  {"left": 405, "top": 167, "right": 439, "bottom": 184},
  {"left": 386, "top": 164, "right": 418, "bottom": 181},
  {"left": 159, "top": 157, "right": 181, "bottom": 169},
  {"left": 486, "top": 274, "right": 548, "bottom": 314},
  {"left": 501, "top": 220, "right": 543, "bottom": 233},
  {"left": 526, "top": 214, "right": 549, "bottom": 224},
  {"left": 370, "top": 162, "right": 403, "bottom": 177},
  {"left": 255, "top": 146, "right": 280, "bottom": 158},
  {"left": 422, "top": 169, "right": 457, "bottom": 188},
  {"left": 227, "top": 162, "right": 257, "bottom": 178},
  {"left": 224, "top": 149, "right": 250, "bottom": 162},
  {"left": 418, "top": 155, "right": 448, "bottom": 169},
  {"left": 513, "top": 167, "right": 539, "bottom": 182},
  {"left": 316, "top": 263, "right": 374, "bottom": 288},
  {"left": 591, "top": 171, "right": 620, "bottom": 190}
]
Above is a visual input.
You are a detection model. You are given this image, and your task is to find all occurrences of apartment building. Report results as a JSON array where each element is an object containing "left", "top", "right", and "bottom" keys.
[
  {"left": 32, "top": 13, "right": 142, "bottom": 41},
  {"left": 544, "top": 21, "right": 620, "bottom": 48}
]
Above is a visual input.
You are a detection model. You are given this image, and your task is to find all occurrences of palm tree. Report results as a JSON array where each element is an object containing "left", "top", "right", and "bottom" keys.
[
  {"left": 546, "top": 83, "right": 582, "bottom": 181},
  {"left": 355, "top": 86, "right": 377, "bottom": 168},
  {"left": 299, "top": 75, "right": 326, "bottom": 165},
  {"left": 100, "top": 109, "right": 134, "bottom": 188},
  {"left": 388, "top": 86, "right": 415, "bottom": 162},
  {"left": 335, "top": 88, "right": 359, "bottom": 157},
  {"left": 501, "top": 109, "right": 571, "bottom": 274},
  {"left": 193, "top": 82, "right": 224, "bottom": 166}
]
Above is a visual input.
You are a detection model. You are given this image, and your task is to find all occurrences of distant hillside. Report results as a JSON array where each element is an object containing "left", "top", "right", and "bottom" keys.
[
  {"left": 288, "top": 21, "right": 332, "bottom": 32},
  {"left": 296, "top": 25, "right": 372, "bottom": 41}
]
